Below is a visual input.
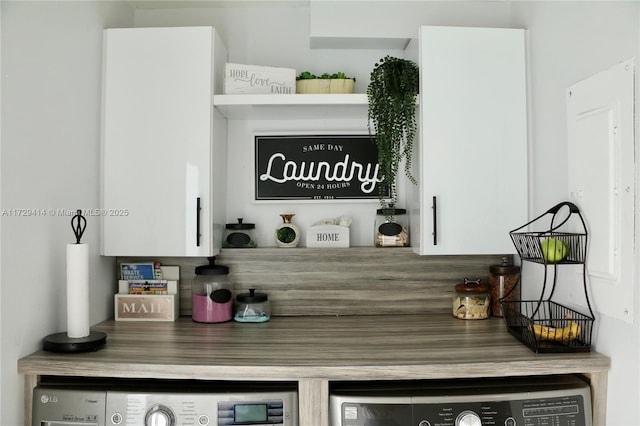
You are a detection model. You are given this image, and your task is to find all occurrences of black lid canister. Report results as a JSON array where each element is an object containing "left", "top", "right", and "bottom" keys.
[{"left": 489, "top": 257, "right": 520, "bottom": 317}]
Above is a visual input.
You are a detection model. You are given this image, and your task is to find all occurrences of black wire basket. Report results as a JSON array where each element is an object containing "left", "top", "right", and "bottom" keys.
[
  {"left": 509, "top": 202, "right": 587, "bottom": 265},
  {"left": 501, "top": 300, "right": 594, "bottom": 353},
  {"left": 502, "top": 202, "right": 595, "bottom": 353},
  {"left": 509, "top": 231, "right": 586, "bottom": 265}
]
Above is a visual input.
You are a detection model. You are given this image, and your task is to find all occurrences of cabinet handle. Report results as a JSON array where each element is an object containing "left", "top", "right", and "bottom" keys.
[
  {"left": 196, "top": 197, "right": 201, "bottom": 247},
  {"left": 432, "top": 195, "right": 438, "bottom": 245}
]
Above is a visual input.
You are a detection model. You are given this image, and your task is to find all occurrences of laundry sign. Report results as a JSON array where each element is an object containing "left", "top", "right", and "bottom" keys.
[{"left": 255, "top": 134, "right": 387, "bottom": 200}]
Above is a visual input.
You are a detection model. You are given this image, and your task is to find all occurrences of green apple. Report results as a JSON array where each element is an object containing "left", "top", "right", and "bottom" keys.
[{"left": 540, "top": 238, "right": 569, "bottom": 263}]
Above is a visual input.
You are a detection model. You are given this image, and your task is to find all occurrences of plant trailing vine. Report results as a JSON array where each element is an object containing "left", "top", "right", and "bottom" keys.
[{"left": 367, "top": 56, "right": 419, "bottom": 212}]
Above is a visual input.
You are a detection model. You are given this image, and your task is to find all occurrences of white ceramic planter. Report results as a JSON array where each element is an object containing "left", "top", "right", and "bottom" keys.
[
  {"left": 275, "top": 214, "right": 300, "bottom": 248},
  {"left": 329, "top": 78, "right": 355, "bottom": 94},
  {"left": 296, "top": 78, "right": 355, "bottom": 94}
]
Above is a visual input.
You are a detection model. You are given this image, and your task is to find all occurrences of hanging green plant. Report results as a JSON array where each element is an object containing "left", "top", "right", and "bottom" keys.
[{"left": 367, "top": 56, "right": 419, "bottom": 211}]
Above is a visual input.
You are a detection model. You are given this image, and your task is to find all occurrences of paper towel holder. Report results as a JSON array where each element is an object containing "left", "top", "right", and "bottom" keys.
[
  {"left": 43, "top": 210, "right": 106, "bottom": 352},
  {"left": 43, "top": 330, "right": 107, "bottom": 352}
]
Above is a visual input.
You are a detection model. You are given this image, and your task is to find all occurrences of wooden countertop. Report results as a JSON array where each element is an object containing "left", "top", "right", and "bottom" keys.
[{"left": 18, "top": 314, "right": 610, "bottom": 381}]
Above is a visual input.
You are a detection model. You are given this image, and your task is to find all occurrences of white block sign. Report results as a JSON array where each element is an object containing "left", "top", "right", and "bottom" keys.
[
  {"left": 306, "top": 225, "right": 350, "bottom": 248},
  {"left": 224, "top": 63, "right": 296, "bottom": 94}
]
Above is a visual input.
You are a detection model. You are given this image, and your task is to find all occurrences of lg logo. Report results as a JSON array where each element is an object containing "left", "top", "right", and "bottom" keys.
[{"left": 40, "top": 395, "right": 59, "bottom": 404}]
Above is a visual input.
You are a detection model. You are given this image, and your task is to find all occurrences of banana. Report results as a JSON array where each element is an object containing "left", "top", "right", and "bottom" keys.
[{"left": 531, "top": 321, "right": 581, "bottom": 342}]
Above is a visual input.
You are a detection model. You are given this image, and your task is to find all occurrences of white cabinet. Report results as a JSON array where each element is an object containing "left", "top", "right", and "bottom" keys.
[
  {"left": 409, "top": 26, "right": 528, "bottom": 255},
  {"left": 101, "top": 27, "right": 228, "bottom": 257}
]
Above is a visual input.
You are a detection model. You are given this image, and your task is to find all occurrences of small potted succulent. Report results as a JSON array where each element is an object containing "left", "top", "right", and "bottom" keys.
[
  {"left": 296, "top": 71, "right": 356, "bottom": 94},
  {"left": 275, "top": 214, "right": 300, "bottom": 248}
]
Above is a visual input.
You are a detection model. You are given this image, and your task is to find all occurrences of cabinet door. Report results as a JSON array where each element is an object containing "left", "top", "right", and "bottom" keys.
[
  {"left": 412, "top": 26, "right": 528, "bottom": 255},
  {"left": 101, "top": 27, "right": 222, "bottom": 257}
]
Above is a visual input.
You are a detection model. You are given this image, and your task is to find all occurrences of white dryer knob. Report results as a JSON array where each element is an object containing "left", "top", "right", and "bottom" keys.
[{"left": 456, "top": 410, "right": 482, "bottom": 426}]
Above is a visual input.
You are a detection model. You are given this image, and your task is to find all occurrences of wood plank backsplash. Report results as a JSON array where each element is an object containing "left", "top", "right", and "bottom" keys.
[{"left": 117, "top": 249, "right": 510, "bottom": 317}]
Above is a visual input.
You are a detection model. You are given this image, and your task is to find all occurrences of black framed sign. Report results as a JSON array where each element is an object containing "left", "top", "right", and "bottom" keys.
[{"left": 255, "top": 134, "right": 387, "bottom": 201}]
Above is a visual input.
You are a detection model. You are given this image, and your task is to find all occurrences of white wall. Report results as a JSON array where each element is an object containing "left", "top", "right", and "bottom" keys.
[
  {"left": 0, "top": 2, "right": 133, "bottom": 424},
  {"left": 510, "top": 3, "right": 640, "bottom": 425}
]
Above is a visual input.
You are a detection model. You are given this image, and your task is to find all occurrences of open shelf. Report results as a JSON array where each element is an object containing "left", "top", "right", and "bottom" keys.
[{"left": 213, "top": 93, "right": 369, "bottom": 120}]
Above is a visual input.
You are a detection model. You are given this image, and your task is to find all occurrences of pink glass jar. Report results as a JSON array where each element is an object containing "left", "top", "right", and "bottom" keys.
[{"left": 192, "top": 257, "right": 233, "bottom": 323}]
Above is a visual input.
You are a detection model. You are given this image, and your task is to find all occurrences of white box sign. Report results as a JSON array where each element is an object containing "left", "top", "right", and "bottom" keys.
[
  {"left": 115, "top": 294, "right": 179, "bottom": 322},
  {"left": 224, "top": 63, "right": 296, "bottom": 94},
  {"left": 306, "top": 224, "right": 350, "bottom": 248}
]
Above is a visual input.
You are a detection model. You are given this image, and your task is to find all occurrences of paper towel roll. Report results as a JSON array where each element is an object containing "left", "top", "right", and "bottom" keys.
[{"left": 67, "top": 243, "right": 90, "bottom": 338}]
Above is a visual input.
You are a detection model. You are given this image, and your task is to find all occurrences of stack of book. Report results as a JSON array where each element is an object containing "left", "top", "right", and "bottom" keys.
[{"left": 114, "top": 262, "right": 180, "bottom": 322}]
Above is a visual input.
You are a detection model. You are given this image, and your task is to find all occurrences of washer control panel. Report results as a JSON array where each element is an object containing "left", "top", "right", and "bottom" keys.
[
  {"left": 106, "top": 391, "right": 219, "bottom": 426},
  {"left": 330, "top": 375, "right": 592, "bottom": 426},
  {"left": 33, "top": 384, "right": 297, "bottom": 426},
  {"left": 412, "top": 392, "right": 589, "bottom": 426}
]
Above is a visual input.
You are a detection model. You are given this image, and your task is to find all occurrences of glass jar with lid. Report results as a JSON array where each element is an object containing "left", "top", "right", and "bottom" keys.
[
  {"left": 452, "top": 278, "right": 490, "bottom": 320},
  {"left": 223, "top": 218, "right": 257, "bottom": 248},
  {"left": 234, "top": 288, "right": 270, "bottom": 323},
  {"left": 489, "top": 257, "right": 520, "bottom": 317},
  {"left": 374, "top": 206, "right": 409, "bottom": 247},
  {"left": 192, "top": 257, "right": 233, "bottom": 323}
]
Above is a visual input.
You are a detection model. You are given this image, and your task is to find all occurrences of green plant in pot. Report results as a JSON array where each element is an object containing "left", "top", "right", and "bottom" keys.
[
  {"left": 275, "top": 214, "right": 300, "bottom": 248},
  {"left": 277, "top": 227, "right": 296, "bottom": 244},
  {"left": 367, "top": 56, "right": 419, "bottom": 216},
  {"left": 296, "top": 71, "right": 356, "bottom": 94}
]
